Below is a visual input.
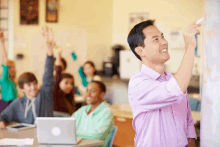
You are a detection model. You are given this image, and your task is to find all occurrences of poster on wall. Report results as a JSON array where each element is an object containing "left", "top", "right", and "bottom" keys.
[
  {"left": 20, "top": 0, "right": 39, "bottom": 25},
  {"left": 46, "top": 0, "right": 59, "bottom": 22},
  {"left": 129, "top": 13, "right": 149, "bottom": 31}
]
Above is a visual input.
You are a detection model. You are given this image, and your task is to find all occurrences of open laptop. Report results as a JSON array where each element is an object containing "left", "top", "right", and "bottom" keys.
[{"left": 36, "top": 117, "right": 82, "bottom": 145}]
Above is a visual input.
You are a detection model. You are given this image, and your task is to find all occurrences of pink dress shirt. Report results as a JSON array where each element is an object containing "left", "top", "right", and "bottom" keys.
[{"left": 128, "top": 64, "right": 196, "bottom": 147}]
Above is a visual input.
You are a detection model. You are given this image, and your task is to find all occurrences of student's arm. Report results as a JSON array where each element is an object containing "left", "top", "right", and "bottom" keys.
[
  {"left": 41, "top": 56, "right": 54, "bottom": 101},
  {"left": 76, "top": 109, "right": 113, "bottom": 140},
  {"left": 0, "top": 65, "right": 9, "bottom": 81},
  {"left": 53, "top": 66, "right": 62, "bottom": 110},
  {"left": 129, "top": 76, "right": 187, "bottom": 111},
  {"left": 53, "top": 47, "right": 62, "bottom": 110},
  {"left": 174, "top": 22, "right": 201, "bottom": 94},
  {"left": 71, "top": 51, "right": 81, "bottom": 72},
  {"left": 0, "top": 31, "right": 10, "bottom": 82},
  {"left": 0, "top": 31, "right": 8, "bottom": 65},
  {"left": 42, "top": 26, "right": 55, "bottom": 101},
  {"left": 71, "top": 51, "right": 88, "bottom": 84}
]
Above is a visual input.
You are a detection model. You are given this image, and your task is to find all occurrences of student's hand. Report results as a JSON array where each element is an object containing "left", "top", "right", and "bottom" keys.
[
  {"left": 42, "top": 26, "right": 55, "bottom": 56},
  {"left": 54, "top": 46, "right": 62, "bottom": 59},
  {"left": 183, "top": 22, "right": 201, "bottom": 49},
  {"left": 0, "top": 121, "right": 6, "bottom": 129},
  {"left": 0, "top": 31, "right": 5, "bottom": 43}
]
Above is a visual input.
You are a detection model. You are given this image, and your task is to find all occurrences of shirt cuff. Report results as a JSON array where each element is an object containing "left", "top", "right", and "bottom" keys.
[
  {"left": 166, "top": 77, "right": 187, "bottom": 103},
  {"left": 187, "top": 125, "right": 197, "bottom": 139}
]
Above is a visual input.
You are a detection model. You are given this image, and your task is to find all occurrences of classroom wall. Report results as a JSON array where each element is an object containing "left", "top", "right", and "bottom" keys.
[
  {"left": 10, "top": 0, "right": 204, "bottom": 86},
  {"left": 12, "top": 0, "right": 113, "bottom": 85},
  {"left": 112, "top": 0, "right": 204, "bottom": 74}
]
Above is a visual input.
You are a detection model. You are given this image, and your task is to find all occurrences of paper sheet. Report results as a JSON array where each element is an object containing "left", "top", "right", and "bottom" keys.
[{"left": 0, "top": 138, "right": 34, "bottom": 146}]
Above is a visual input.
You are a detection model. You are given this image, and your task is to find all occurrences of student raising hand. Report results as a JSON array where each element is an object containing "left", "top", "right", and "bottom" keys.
[{"left": 42, "top": 26, "right": 55, "bottom": 56}]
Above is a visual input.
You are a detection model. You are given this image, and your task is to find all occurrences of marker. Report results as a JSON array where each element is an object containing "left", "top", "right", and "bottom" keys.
[{"left": 196, "top": 18, "right": 204, "bottom": 24}]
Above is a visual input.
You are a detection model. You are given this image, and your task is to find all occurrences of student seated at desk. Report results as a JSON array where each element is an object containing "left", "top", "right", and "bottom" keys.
[
  {"left": 53, "top": 46, "right": 77, "bottom": 114},
  {"left": 72, "top": 81, "right": 114, "bottom": 147},
  {"left": 71, "top": 50, "right": 102, "bottom": 97},
  {"left": 0, "top": 28, "right": 55, "bottom": 129},
  {"left": 0, "top": 31, "right": 18, "bottom": 104}
]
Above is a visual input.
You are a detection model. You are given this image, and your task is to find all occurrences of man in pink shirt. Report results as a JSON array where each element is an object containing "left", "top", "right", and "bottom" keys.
[{"left": 127, "top": 20, "right": 201, "bottom": 147}]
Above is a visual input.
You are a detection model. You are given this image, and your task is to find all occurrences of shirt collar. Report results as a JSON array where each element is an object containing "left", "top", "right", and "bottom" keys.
[
  {"left": 141, "top": 64, "right": 172, "bottom": 80},
  {"left": 85, "top": 101, "right": 109, "bottom": 115}
]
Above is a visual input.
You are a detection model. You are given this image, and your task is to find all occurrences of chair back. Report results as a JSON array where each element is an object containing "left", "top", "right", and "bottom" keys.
[{"left": 108, "top": 126, "right": 118, "bottom": 147}]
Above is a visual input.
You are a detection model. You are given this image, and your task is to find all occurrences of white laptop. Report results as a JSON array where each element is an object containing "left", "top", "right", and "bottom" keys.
[{"left": 36, "top": 117, "right": 82, "bottom": 145}]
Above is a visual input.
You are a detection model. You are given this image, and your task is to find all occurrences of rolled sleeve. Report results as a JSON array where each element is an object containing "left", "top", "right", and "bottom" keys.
[
  {"left": 166, "top": 77, "right": 187, "bottom": 103},
  {"left": 187, "top": 125, "right": 197, "bottom": 138}
]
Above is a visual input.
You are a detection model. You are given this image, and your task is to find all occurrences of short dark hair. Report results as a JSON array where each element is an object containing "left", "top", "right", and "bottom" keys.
[
  {"left": 18, "top": 72, "right": 38, "bottom": 89},
  {"left": 83, "top": 61, "right": 97, "bottom": 76},
  {"left": 54, "top": 57, "right": 67, "bottom": 70},
  {"left": 127, "top": 20, "right": 155, "bottom": 60},
  {"left": 90, "top": 81, "right": 106, "bottom": 93}
]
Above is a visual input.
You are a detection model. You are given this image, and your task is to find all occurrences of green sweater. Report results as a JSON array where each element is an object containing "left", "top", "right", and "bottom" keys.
[
  {"left": 0, "top": 65, "right": 17, "bottom": 103},
  {"left": 72, "top": 101, "right": 114, "bottom": 147}
]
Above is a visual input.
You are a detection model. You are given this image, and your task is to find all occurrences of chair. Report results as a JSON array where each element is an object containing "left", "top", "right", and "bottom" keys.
[
  {"left": 108, "top": 126, "right": 118, "bottom": 147},
  {"left": 0, "top": 100, "right": 8, "bottom": 113}
]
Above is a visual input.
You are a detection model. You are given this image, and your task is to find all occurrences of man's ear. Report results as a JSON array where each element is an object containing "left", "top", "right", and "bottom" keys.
[
  {"left": 100, "top": 92, "right": 105, "bottom": 100},
  {"left": 135, "top": 46, "right": 144, "bottom": 58}
]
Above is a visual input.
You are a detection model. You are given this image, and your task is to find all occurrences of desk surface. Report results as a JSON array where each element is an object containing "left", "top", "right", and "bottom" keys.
[
  {"left": 0, "top": 127, "right": 104, "bottom": 147},
  {"left": 110, "top": 105, "right": 133, "bottom": 119}
]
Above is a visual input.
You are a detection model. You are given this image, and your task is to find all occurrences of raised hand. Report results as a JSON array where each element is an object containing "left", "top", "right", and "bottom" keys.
[
  {"left": 0, "top": 30, "right": 8, "bottom": 65},
  {"left": 183, "top": 22, "right": 201, "bottom": 49},
  {"left": 54, "top": 45, "right": 62, "bottom": 59},
  {"left": 42, "top": 26, "right": 55, "bottom": 56}
]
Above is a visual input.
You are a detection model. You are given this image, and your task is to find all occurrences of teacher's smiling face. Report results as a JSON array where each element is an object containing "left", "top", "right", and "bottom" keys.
[{"left": 135, "top": 25, "right": 170, "bottom": 65}]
